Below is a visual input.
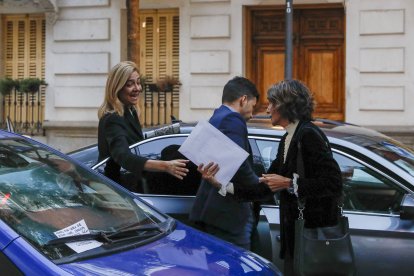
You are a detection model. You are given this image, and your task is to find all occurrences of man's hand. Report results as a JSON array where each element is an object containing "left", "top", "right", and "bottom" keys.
[
  {"left": 260, "top": 173, "right": 292, "bottom": 192},
  {"left": 198, "top": 162, "right": 221, "bottom": 188}
]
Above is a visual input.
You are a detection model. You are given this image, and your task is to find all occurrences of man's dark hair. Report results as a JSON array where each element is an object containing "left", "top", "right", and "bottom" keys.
[{"left": 222, "top": 76, "right": 259, "bottom": 103}]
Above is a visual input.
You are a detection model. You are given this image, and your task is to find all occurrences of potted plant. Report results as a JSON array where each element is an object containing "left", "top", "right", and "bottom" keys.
[
  {"left": 156, "top": 75, "right": 181, "bottom": 92},
  {"left": 0, "top": 78, "right": 17, "bottom": 95},
  {"left": 19, "top": 78, "right": 47, "bottom": 94}
]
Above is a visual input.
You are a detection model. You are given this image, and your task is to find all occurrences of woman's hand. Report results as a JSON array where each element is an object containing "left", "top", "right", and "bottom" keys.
[
  {"left": 165, "top": 159, "right": 189, "bottom": 180},
  {"left": 197, "top": 162, "right": 221, "bottom": 188},
  {"left": 260, "top": 173, "right": 292, "bottom": 192}
]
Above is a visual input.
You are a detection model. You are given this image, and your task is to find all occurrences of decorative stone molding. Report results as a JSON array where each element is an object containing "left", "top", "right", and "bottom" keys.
[
  {"left": 0, "top": 0, "right": 58, "bottom": 13},
  {"left": 190, "top": 51, "right": 230, "bottom": 73},
  {"left": 359, "top": 86, "right": 404, "bottom": 111},
  {"left": 360, "top": 48, "right": 404, "bottom": 73},
  {"left": 46, "top": 12, "right": 59, "bottom": 25},
  {"left": 360, "top": 9, "right": 404, "bottom": 35}
]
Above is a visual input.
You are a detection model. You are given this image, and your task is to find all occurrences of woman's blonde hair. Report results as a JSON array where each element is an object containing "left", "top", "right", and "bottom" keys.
[{"left": 98, "top": 61, "right": 140, "bottom": 119}]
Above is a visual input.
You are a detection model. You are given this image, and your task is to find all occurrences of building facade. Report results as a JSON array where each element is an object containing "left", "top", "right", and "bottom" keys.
[{"left": 0, "top": 0, "right": 413, "bottom": 152}]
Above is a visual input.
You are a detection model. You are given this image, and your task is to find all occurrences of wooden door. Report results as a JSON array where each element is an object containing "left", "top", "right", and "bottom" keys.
[{"left": 246, "top": 5, "right": 345, "bottom": 121}]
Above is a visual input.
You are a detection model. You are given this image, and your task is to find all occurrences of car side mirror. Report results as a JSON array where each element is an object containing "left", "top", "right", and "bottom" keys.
[{"left": 400, "top": 193, "right": 414, "bottom": 220}]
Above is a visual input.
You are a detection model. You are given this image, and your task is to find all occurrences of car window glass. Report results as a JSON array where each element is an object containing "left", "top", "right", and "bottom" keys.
[
  {"left": 0, "top": 138, "right": 168, "bottom": 261},
  {"left": 137, "top": 137, "right": 186, "bottom": 159},
  {"left": 255, "top": 139, "right": 279, "bottom": 171},
  {"left": 68, "top": 146, "right": 99, "bottom": 168},
  {"left": 367, "top": 140, "right": 414, "bottom": 177},
  {"left": 136, "top": 136, "right": 200, "bottom": 196},
  {"left": 333, "top": 152, "right": 407, "bottom": 214},
  {"left": 249, "top": 139, "right": 266, "bottom": 176}
]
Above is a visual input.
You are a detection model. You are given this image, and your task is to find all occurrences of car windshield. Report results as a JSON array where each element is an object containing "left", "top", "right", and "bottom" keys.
[
  {"left": 0, "top": 138, "right": 169, "bottom": 261},
  {"left": 363, "top": 138, "right": 414, "bottom": 177}
]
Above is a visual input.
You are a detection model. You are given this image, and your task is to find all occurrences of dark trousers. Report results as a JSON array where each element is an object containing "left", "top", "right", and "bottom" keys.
[
  {"left": 284, "top": 245, "right": 295, "bottom": 276},
  {"left": 196, "top": 214, "right": 255, "bottom": 250}
]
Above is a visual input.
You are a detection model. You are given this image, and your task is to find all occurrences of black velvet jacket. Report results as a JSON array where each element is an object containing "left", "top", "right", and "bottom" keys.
[
  {"left": 268, "top": 120, "right": 343, "bottom": 258},
  {"left": 98, "top": 107, "right": 147, "bottom": 185}
]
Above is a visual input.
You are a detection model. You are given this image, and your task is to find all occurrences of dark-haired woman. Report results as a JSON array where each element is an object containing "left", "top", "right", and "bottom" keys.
[{"left": 261, "top": 79, "right": 343, "bottom": 275}]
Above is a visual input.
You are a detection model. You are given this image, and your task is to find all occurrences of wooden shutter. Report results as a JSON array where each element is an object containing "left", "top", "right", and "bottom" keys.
[
  {"left": 139, "top": 9, "right": 179, "bottom": 126},
  {"left": 2, "top": 14, "right": 46, "bottom": 134}
]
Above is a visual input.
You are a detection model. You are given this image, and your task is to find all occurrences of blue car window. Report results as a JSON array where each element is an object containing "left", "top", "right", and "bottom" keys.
[{"left": 333, "top": 152, "right": 407, "bottom": 213}]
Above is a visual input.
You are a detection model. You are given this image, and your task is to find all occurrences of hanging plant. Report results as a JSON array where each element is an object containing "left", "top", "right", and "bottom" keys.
[
  {"left": 156, "top": 75, "right": 181, "bottom": 92},
  {"left": 0, "top": 78, "right": 17, "bottom": 95},
  {"left": 19, "top": 78, "right": 47, "bottom": 94}
]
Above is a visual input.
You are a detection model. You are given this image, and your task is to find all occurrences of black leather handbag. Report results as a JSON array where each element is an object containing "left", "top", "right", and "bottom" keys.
[
  {"left": 293, "top": 127, "right": 356, "bottom": 276},
  {"left": 293, "top": 201, "right": 356, "bottom": 276}
]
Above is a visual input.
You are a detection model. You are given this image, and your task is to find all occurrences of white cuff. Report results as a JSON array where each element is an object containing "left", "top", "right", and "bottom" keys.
[
  {"left": 226, "top": 182, "right": 234, "bottom": 194},
  {"left": 218, "top": 182, "right": 234, "bottom": 196}
]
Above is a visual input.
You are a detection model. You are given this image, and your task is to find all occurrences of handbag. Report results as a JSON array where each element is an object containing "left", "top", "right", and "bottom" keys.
[{"left": 293, "top": 126, "right": 356, "bottom": 276}]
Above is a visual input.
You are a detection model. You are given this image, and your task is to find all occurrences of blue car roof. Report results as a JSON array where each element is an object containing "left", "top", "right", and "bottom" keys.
[{"left": 0, "top": 130, "right": 21, "bottom": 139}]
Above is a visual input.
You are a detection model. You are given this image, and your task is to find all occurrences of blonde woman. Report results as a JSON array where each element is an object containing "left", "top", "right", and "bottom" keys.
[{"left": 98, "top": 61, "right": 188, "bottom": 191}]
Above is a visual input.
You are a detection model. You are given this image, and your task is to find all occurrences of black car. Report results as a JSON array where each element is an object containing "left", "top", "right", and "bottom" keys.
[{"left": 69, "top": 119, "right": 414, "bottom": 275}]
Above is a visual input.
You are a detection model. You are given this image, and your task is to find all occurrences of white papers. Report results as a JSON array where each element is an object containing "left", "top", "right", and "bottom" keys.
[
  {"left": 53, "top": 219, "right": 102, "bottom": 253},
  {"left": 178, "top": 120, "right": 249, "bottom": 185}
]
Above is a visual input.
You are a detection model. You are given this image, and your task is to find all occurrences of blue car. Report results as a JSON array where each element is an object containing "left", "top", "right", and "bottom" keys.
[{"left": 0, "top": 130, "right": 280, "bottom": 275}]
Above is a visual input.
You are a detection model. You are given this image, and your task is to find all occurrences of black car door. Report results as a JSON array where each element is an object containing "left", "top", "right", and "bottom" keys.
[{"left": 133, "top": 135, "right": 197, "bottom": 225}]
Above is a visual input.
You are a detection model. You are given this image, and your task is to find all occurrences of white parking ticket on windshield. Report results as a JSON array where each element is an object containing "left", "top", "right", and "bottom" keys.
[
  {"left": 178, "top": 120, "right": 249, "bottom": 186},
  {"left": 54, "top": 219, "right": 102, "bottom": 253}
]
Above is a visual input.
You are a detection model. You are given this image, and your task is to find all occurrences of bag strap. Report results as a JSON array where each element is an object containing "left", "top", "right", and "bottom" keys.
[
  {"left": 295, "top": 123, "right": 344, "bottom": 220},
  {"left": 296, "top": 124, "right": 307, "bottom": 220}
]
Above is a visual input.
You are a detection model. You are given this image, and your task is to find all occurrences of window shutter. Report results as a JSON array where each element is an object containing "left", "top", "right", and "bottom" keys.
[
  {"left": 139, "top": 9, "right": 179, "bottom": 126},
  {"left": 2, "top": 14, "right": 46, "bottom": 134}
]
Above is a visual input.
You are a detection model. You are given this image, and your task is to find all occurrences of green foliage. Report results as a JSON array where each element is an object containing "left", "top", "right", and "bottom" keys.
[
  {"left": 0, "top": 78, "right": 17, "bottom": 95},
  {"left": 18, "top": 78, "right": 47, "bottom": 93}
]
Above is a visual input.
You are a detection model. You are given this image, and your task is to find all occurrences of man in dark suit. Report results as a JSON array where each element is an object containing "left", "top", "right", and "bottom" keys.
[{"left": 189, "top": 76, "right": 274, "bottom": 250}]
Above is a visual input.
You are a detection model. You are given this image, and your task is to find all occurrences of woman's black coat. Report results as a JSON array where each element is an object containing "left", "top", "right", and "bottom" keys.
[
  {"left": 98, "top": 107, "right": 147, "bottom": 187},
  {"left": 268, "top": 120, "right": 343, "bottom": 258}
]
